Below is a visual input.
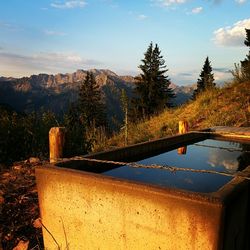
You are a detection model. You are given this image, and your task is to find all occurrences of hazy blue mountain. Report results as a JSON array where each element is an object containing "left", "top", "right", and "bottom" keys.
[{"left": 169, "top": 83, "right": 196, "bottom": 105}]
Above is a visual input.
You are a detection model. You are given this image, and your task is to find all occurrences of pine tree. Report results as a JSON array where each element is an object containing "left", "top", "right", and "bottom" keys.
[
  {"left": 78, "top": 71, "right": 106, "bottom": 128},
  {"left": 244, "top": 28, "right": 250, "bottom": 47},
  {"left": 63, "top": 103, "right": 89, "bottom": 156},
  {"left": 241, "top": 29, "right": 250, "bottom": 80},
  {"left": 193, "top": 57, "right": 215, "bottom": 99},
  {"left": 63, "top": 72, "right": 107, "bottom": 155},
  {"left": 133, "top": 42, "right": 175, "bottom": 118}
]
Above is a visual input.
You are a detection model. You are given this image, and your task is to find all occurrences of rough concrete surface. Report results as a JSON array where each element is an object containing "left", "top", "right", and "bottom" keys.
[
  {"left": 35, "top": 128, "right": 250, "bottom": 250},
  {"left": 36, "top": 166, "right": 224, "bottom": 250}
]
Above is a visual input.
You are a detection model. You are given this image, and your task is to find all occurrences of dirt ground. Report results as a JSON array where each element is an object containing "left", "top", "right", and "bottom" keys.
[{"left": 0, "top": 159, "right": 44, "bottom": 250}]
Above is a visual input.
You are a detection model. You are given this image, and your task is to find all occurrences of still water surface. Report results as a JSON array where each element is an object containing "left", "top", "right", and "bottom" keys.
[{"left": 103, "top": 139, "right": 250, "bottom": 193}]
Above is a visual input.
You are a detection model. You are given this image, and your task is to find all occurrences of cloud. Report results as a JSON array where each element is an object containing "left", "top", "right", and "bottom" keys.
[
  {"left": 191, "top": 6, "right": 203, "bottom": 14},
  {"left": 235, "top": 0, "right": 247, "bottom": 4},
  {"left": 171, "top": 70, "right": 198, "bottom": 85},
  {"left": 154, "top": 0, "right": 187, "bottom": 7},
  {"left": 172, "top": 67, "right": 232, "bottom": 85},
  {"left": 50, "top": 1, "right": 86, "bottom": 9},
  {"left": 178, "top": 72, "right": 194, "bottom": 76},
  {"left": 207, "top": 0, "right": 222, "bottom": 4},
  {"left": 137, "top": 14, "right": 147, "bottom": 20},
  {"left": 0, "top": 21, "right": 19, "bottom": 31},
  {"left": 44, "top": 30, "right": 67, "bottom": 36},
  {"left": 213, "top": 18, "right": 250, "bottom": 46},
  {"left": 213, "top": 70, "right": 232, "bottom": 83},
  {"left": 0, "top": 51, "right": 102, "bottom": 77},
  {"left": 208, "top": 150, "right": 239, "bottom": 171},
  {"left": 213, "top": 67, "right": 230, "bottom": 73},
  {"left": 213, "top": 0, "right": 222, "bottom": 4},
  {"left": 33, "top": 52, "right": 85, "bottom": 64}
]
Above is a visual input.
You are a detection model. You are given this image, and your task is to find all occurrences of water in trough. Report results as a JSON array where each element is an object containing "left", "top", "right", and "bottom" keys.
[{"left": 103, "top": 139, "right": 250, "bottom": 193}]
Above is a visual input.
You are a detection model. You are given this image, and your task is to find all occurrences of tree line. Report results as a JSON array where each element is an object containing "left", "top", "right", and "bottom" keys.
[{"left": 0, "top": 29, "right": 249, "bottom": 165}]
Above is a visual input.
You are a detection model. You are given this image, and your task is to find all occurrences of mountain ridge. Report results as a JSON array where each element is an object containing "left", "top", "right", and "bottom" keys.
[
  {"left": 0, "top": 69, "right": 195, "bottom": 127},
  {"left": 0, "top": 69, "right": 195, "bottom": 90}
]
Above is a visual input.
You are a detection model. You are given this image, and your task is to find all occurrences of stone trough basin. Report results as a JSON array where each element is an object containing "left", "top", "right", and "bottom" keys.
[{"left": 35, "top": 127, "right": 250, "bottom": 250}]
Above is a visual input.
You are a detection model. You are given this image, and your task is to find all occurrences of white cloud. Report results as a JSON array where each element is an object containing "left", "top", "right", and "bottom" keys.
[
  {"left": 213, "top": 70, "right": 232, "bottom": 83},
  {"left": 0, "top": 51, "right": 101, "bottom": 77},
  {"left": 32, "top": 52, "right": 84, "bottom": 64},
  {"left": 137, "top": 14, "right": 147, "bottom": 20},
  {"left": 51, "top": 1, "right": 86, "bottom": 9},
  {"left": 171, "top": 67, "right": 232, "bottom": 85},
  {"left": 155, "top": 0, "right": 187, "bottom": 7},
  {"left": 208, "top": 151, "right": 239, "bottom": 172},
  {"left": 44, "top": 30, "right": 67, "bottom": 36},
  {"left": 235, "top": 0, "right": 247, "bottom": 4},
  {"left": 191, "top": 7, "right": 203, "bottom": 14},
  {"left": 213, "top": 18, "right": 250, "bottom": 46}
]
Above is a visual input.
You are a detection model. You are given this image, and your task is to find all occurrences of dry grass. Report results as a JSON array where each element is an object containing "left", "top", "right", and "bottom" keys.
[{"left": 101, "top": 81, "right": 249, "bottom": 149}]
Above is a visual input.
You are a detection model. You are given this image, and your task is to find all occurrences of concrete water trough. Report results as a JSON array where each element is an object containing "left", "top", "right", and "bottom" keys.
[{"left": 35, "top": 127, "right": 250, "bottom": 250}]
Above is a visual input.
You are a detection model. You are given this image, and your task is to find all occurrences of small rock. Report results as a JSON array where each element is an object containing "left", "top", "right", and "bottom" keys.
[
  {"left": 12, "top": 165, "right": 22, "bottom": 170},
  {"left": 0, "top": 194, "right": 4, "bottom": 213},
  {"left": 29, "top": 157, "right": 40, "bottom": 164},
  {"left": 33, "top": 218, "right": 42, "bottom": 229},
  {"left": 0, "top": 194, "right": 4, "bottom": 204},
  {"left": 2, "top": 172, "right": 10, "bottom": 178},
  {"left": 12, "top": 240, "right": 29, "bottom": 250}
]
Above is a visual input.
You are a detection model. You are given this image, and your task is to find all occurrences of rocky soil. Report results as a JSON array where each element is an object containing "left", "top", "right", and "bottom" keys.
[{"left": 0, "top": 159, "right": 44, "bottom": 250}]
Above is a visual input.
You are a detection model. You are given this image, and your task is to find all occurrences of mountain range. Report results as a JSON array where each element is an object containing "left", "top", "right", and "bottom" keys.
[{"left": 0, "top": 69, "right": 195, "bottom": 126}]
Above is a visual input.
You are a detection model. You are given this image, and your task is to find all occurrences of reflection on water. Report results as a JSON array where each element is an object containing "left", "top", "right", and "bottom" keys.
[
  {"left": 103, "top": 139, "right": 250, "bottom": 193},
  {"left": 237, "top": 144, "right": 250, "bottom": 171},
  {"left": 177, "top": 146, "right": 187, "bottom": 155}
]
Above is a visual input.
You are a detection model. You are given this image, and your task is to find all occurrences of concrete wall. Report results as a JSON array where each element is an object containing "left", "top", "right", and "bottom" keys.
[
  {"left": 36, "top": 128, "right": 250, "bottom": 249},
  {"left": 36, "top": 166, "right": 224, "bottom": 250},
  {"left": 215, "top": 166, "right": 250, "bottom": 250},
  {"left": 210, "top": 127, "right": 250, "bottom": 137}
]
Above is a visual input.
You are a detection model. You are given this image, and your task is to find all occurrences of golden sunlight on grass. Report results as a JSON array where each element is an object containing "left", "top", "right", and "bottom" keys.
[{"left": 105, "top": 81, "right": 250, "bottom": 149}]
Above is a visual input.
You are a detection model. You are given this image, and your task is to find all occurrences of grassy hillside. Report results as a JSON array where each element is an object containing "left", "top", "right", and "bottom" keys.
[{"left": 104, "top": 81, "right": 250, "bottom": 149}]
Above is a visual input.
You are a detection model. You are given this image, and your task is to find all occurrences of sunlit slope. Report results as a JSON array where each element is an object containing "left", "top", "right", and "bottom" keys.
[{"left": 107, "top": 81, "right": 250, "bottom": 148}]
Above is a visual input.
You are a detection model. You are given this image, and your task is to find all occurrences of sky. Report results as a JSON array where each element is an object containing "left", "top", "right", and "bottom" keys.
[{"left": 0, "top": 0, "right": 250, "bottom": 85}]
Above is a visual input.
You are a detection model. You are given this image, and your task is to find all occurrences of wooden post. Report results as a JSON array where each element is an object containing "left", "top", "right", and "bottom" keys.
[
  {"left": 49, "top": 127, "right": 65, "bottom": 163},
  {"left": 179, "top": 120, "right": 189, "bottom": 134},
  {"left": 178, "top": 121, "right": 188, "bottom": 155}
]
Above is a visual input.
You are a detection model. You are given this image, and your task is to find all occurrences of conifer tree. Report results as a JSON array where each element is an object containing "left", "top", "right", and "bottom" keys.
[
  {"left": 63, "top": 103, "right": 90, "bottom": 156},
  {"left": 78, "top": 71, "right": 106, "bottom": 128},
  {"left": 133, "top": 42, "right": 175, "bottom": 118},
  {"left": 244, "top": 28, "right": 250, "bottom": 47},
  {"left": 241, "top": 28, "right": 250, "bottom": 80},
  {"left": 193, "top": 57, "right": 215, "bottom": 99}
]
